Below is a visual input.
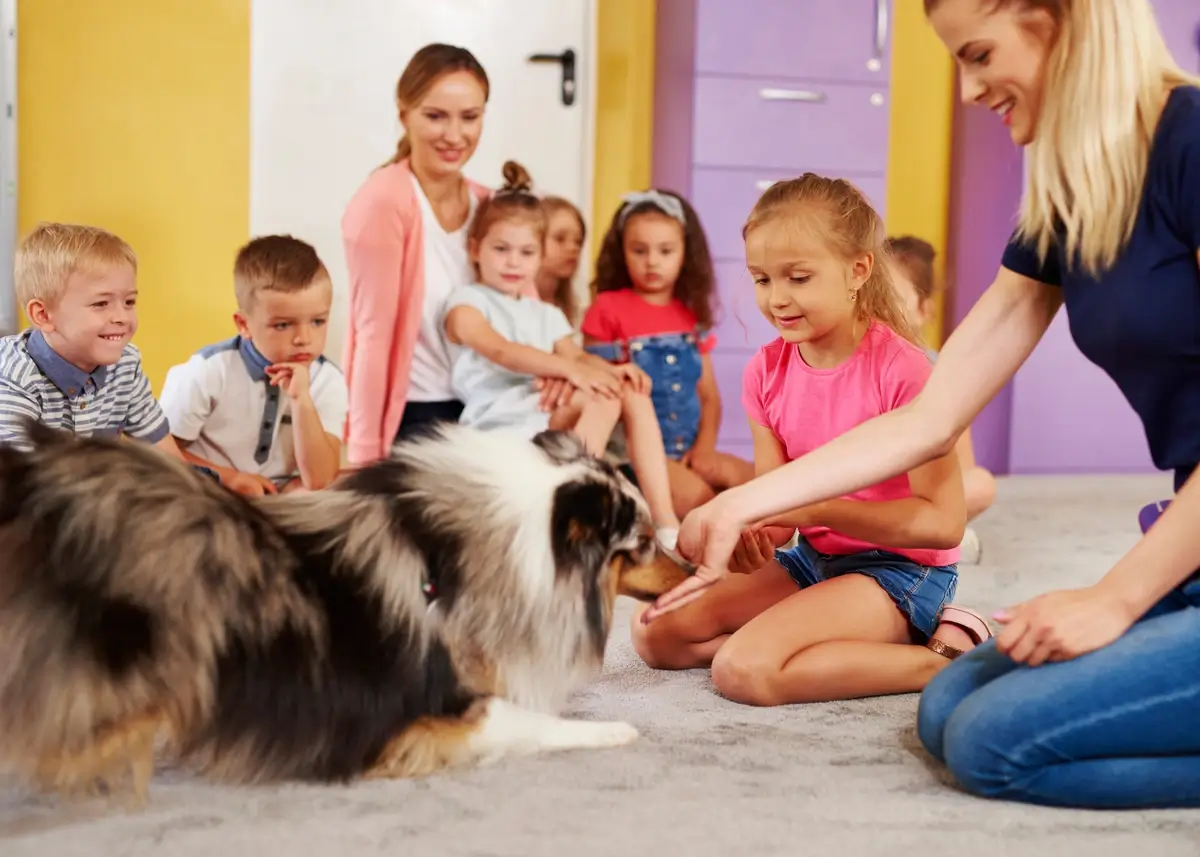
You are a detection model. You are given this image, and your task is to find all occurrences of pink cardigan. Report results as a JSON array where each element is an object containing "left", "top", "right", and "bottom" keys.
[{"left": 339, "top": 159, "right": 491, "bottom": 465}]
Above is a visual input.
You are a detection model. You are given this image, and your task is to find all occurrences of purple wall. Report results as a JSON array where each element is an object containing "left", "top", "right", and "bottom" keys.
[{"left": 944, "top": 93, "right": 1023, "bottom": 475}]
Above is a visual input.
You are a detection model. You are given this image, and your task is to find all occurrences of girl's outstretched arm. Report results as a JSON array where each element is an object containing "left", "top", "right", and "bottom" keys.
[{"left": 765, "top": 448, "right": 965, "bottom": 551}]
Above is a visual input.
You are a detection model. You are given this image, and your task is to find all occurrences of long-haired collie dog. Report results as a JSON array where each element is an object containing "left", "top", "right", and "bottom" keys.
[{"left": 0, "top": 419, "right": 692, "bottom": 803}]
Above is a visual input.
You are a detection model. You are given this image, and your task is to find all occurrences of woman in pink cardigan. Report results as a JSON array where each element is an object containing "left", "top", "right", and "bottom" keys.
[{"left": 341, "top": 44, "right": 559, "bottom": 465}]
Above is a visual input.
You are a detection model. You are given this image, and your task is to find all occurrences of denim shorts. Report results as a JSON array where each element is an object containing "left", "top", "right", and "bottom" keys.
[{"left": 775, "top": 538, "right": 958, "bottom": 640}]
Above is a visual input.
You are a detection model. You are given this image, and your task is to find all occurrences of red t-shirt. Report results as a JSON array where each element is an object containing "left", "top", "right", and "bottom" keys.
[{"left": 580, "top": 289, "right": 716, "bottom": 353}]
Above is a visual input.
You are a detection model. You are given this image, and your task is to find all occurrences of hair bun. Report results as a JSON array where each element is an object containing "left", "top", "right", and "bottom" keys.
[{"left": 501, "top": 160, "right": 534, "bottom": 194}]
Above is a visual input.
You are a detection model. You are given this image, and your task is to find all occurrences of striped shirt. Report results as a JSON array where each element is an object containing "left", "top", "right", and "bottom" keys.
[{"left": 0, "top": 329, "right": 169, "bottom": 450}]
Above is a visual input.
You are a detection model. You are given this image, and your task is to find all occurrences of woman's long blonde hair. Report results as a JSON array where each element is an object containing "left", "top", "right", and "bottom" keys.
[
  {"left": 928, "top": 0, "right": 1200, "bottom": 276},
  {"left": 744, "top": 174, "right": 922, "bottom": 346}
]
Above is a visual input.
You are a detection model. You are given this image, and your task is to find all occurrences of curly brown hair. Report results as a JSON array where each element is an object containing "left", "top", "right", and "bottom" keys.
[
  {"left": 744, "top": 174, "right": 921, "bottom": 345},
  {"left": 591, "top": 190, "right": 717, "bottom": 330}
]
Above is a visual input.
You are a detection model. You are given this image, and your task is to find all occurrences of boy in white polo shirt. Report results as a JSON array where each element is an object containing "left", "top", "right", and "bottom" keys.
[{"left": 160, "top": 235, "right": 347, "bottom": 496}]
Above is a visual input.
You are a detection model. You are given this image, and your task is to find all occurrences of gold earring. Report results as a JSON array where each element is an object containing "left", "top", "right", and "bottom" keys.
[{"left": 849, "top": 290, "right": 859, "bottom": 302}]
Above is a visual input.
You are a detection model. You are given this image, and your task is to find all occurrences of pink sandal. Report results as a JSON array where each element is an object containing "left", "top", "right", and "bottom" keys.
[{"left": 927, "top": 605, "right": 993, "bottom": 660}]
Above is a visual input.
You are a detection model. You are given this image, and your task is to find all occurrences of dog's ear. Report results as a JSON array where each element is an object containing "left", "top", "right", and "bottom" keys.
[
  {"left": 532, "top": 430, "right": 588, "bottom": 466},
  {"left": 550, "top": 479, "right": 638, "bottom": 574}
]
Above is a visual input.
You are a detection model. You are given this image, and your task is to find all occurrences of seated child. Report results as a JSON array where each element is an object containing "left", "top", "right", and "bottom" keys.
[
  {"left": 582, "top": 189, "right": 753, "bottom": 517},
  {"left": 160, "top": 235, "right": 347, "bottom": 497},
  {"left": 0, "top": 222, "right": 181, "bottom": 458},
  {"left": 886, "top": 235, "right": 996, "bottom": 563},
  {"left": 442, "top": 161, "right": 682, "bottom": 548},
  {"left": 631, "top": 174, "right": 991, "bottom": 707},
  {"left": 536, "top": 195, "right": 586, "bottom": 326}
]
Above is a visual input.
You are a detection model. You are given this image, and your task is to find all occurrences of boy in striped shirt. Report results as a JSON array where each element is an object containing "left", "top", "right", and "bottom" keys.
[{"left": 0, "top": 222, "right": 183, "bottom": 459}]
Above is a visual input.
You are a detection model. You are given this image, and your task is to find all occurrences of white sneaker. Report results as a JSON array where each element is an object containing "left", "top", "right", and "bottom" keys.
[{"left": 959, "top": 526, "right": 982, "bottom": 565}]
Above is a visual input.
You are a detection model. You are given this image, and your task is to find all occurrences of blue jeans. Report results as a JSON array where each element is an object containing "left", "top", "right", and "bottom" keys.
[
  {"left": 917, "top": 575, "right": 1200, "bottom": 809},
  {"left": 776, "top": 538, "right": 958, "bottom": 641}
]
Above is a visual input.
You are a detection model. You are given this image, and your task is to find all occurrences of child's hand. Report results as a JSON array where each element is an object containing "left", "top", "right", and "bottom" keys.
[
  {"left": 613, "top": 363, "right": 652, "bottom": 394},
  {"left": 534, "top": 377, "right": 574, "bottom": 412},
  {"left": 569, "top": 364, "right": 622, "bottom": 398},
  {"left": 266, "top": 362, "right": 311, "bottom": 401},
  {"left": 224, "top": 471, "right": 278, "bottom": 497},
  {"left": 729, "top": 527, "right": 777, "bottom": 575}
]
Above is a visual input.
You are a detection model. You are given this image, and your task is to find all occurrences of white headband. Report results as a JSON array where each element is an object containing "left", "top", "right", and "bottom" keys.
[{"left": 617, "top": 190, "right": 687, "bottom": 228}]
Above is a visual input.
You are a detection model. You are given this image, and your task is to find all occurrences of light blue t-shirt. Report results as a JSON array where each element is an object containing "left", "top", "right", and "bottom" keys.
[{"left": 443, "top": 283, "right": 575, "bottom": 437}]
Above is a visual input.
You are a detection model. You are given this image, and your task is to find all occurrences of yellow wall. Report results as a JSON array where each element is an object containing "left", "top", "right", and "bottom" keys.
[
  {"left": 591, "top": 0, "right": 657, "bottom": 265},
  {"left": 17, "top": 0, "right": 250, "bottom": 391},
  {"left": 884, "top": 3, "right": 956, "bottom": 347}
]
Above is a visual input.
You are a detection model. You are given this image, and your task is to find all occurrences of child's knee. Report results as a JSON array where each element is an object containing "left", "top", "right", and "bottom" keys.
[
  {"left": 964, "top": 467, "right": 997, "bottom": 518},
  {"left": 711, "top": 643, "right": 778, "bottom": 706},
  {"left": 630, "top": 605, "right": 697, "bottom": 670}
]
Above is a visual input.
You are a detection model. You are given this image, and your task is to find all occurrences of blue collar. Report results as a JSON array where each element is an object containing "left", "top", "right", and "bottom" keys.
[
  {"left": 26, "top": 330, "right": 110, "bottom": 398},
  {"left": 236, "top": 336, "right": 273, "bottom": 382}
]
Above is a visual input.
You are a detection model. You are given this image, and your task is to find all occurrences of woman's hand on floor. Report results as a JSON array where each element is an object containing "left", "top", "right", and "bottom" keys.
[{"left": 993, "top": 585, "right": 1139, "bottom": 666}]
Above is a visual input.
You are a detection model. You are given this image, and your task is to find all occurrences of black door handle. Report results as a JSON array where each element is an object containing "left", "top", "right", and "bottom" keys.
[{"left": 528, "top": 48, "right": 576, "bottom": 106}]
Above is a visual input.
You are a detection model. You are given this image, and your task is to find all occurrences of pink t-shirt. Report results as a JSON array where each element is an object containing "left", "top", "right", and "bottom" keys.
[
  {"left": 581, "top": 289, "right": 716, "bottom": 352},
  {"left": 742, "top": 322, "right": 959, "bottom": 567}
]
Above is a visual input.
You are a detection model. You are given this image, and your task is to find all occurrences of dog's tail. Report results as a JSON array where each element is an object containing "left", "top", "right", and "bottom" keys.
[{"left": 0, "top": 418, "right": 266, "bottom": 791}]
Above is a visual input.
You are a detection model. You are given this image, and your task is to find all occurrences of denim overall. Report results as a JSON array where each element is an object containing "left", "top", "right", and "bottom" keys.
[{"left": 587, "top": 332, "right": 703, "bottom": 460}]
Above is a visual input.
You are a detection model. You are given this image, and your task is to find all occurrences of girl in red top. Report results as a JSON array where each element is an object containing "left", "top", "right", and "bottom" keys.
[{"left": 582, "top": 190, "right": 753, "bottom": 515}]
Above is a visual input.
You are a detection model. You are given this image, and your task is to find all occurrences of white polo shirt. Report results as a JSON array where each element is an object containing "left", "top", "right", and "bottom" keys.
[{"left": 160, "top": 336, "right": 348, "bottom": 485}]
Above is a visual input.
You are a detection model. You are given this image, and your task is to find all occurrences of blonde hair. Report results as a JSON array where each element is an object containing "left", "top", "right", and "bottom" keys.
[
  {"left": 743, "top": 174, "right": 921, "bottom": 345},
  {"left": 15, "top": 222, "right": 137, "bottom": 309},
  {"left": 540, "top": 195, "right": 586, "bottom": 325},
  {"left": 233, "top": 235, "right": 329, "bottom": 310},
  {"left": 927, "top": 0, "right": 1200, "bottom": 276}
]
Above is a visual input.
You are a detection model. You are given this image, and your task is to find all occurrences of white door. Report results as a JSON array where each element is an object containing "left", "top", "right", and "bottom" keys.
[{"left": 249, "top": 0, "right": 596, "bottom": 364}]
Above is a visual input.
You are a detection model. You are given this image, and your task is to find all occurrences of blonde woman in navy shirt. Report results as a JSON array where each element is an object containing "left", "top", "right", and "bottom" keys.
[{"left": 645, "top": 0, "right": 1200, "bottom": 809}]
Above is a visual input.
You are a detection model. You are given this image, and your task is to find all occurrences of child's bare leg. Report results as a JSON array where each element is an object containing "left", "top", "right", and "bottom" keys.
[
  {"left": 690, "top": 451, "right": 755, "bottom": 491},
  {"left": 710, "top": 574, "right": 980, "bottom": 706},
  {"left": 667, "top": 460, "right": 716, "bottom": 518},
  {"left": 549, "top": 390, "right": 621, "bottom": 456},
  {"left": 618, "top": 390, "right": 681, "bottom": 532},
  {"left": 630, "top": 561, "right": 799, "bottom": 669}
]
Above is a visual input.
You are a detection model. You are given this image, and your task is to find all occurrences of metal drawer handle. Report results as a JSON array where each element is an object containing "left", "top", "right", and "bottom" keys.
[
  {"left": 875, "top": 0, "right": 890, "bottom": 57},
  {"left": 758, "top": 87, "right": 826, "bottom": 103}
]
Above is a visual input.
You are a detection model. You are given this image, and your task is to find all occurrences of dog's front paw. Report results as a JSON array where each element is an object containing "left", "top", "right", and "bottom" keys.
[{"left": 581, "top": 720, "right": 639, "bottom": 748}]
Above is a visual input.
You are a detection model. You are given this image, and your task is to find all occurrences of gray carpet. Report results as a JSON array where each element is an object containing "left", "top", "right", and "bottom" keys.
[{"left": 4, "top": 473, "right": 1200, "bottom": 856}]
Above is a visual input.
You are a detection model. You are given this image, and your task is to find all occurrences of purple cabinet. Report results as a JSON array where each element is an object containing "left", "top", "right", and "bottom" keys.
[
  {"left": 696, "top": 0, "right": 892, "bottom": 84},
  {"left": 654, "top": 0, "right": 894, "bottom": 458},
  {"left": 692, "top": 78, "right": 891, "bottom": 173}
]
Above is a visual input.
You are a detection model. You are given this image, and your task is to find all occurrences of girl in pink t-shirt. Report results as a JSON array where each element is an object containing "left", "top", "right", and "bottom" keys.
[
  {"left": 631, "top": 173, "right": 991, "bottom": 706},
  {"left": 581, "top": 190, "right": 753, "bottom": 516}
]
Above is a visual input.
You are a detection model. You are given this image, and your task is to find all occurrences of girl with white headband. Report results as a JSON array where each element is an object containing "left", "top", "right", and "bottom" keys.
[{"left": 582, "top": 189, "right": 754, "bottom": 516}]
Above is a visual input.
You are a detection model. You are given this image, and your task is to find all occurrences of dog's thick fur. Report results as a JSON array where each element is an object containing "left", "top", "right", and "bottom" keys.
[{"left": 0, "top": 420, "right": 692, "bottom": 801}]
